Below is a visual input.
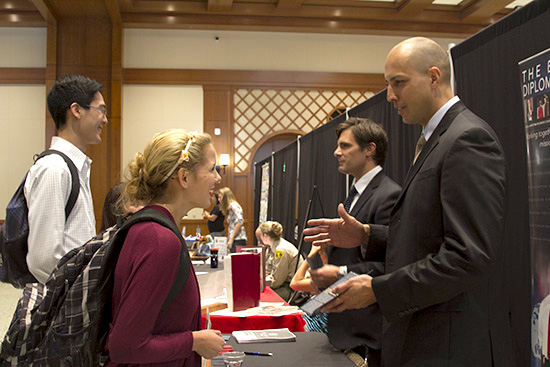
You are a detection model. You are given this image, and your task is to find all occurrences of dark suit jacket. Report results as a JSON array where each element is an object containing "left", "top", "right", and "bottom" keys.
[
  {"left": 327, "top": 171, "right": 401, "bottom": 352},
  {"left": 367, "top": 101, "right": 512, "bottom": 367}
]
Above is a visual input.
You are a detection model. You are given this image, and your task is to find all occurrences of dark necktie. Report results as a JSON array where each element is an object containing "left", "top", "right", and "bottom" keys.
[
  {"left": 343, "top": 185, "right": 358, "bottom": 213},
  {"left": 413, "top": 134, "right": 426, "bottom": 164}
]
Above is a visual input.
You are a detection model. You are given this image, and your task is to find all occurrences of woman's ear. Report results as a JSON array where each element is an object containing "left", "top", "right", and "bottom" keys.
[{"left": 176, "top": 167, "right": 189, "bottom": 188}]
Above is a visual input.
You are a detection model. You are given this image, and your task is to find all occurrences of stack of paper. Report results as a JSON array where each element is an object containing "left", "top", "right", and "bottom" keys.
[{"left": 232, "top": 328, "right": 296, "bottom": 343}]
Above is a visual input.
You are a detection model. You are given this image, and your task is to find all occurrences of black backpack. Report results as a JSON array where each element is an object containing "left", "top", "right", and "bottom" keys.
[
  {"left": 0, "top": 208, "right": 190, "bottom": 367},
  {"left": 0, "top": 149, "right": 79, "bottom": 288}
]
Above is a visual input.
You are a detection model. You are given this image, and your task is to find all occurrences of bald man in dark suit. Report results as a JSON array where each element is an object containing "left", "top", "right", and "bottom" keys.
[
  {"left": 304, "top": 37, "right": 512, "bottom": 367},
  {"left": 310, "top": 117, "right": 400, "bottom": 367}
]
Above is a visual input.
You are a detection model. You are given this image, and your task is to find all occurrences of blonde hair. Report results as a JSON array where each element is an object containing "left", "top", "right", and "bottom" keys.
[
  {"left": 218, "top": 187, "right": 238, "bottom": 216},
  {"left": 258, "top": 221, "right": 283, "bottom": 240},
  {"left": 121, "top": 129, "right": 211, "bottom": 206}
]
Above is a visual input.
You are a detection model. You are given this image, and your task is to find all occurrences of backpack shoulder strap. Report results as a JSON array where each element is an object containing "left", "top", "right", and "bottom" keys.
[
  {"left": 119, "top": 208, "right": 191, "bottom": 309},
  {"left": 34, "top": 149, "right": 80, "bottom": 219}
]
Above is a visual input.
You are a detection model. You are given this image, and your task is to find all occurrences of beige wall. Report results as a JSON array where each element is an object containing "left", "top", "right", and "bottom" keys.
[
  {"left": 0, "top": 27, "right": 46, "bottom": 67},
  {"left": 124, "top": 29, "right": 463, "bottom": 73},
  {"left": 121, "top": 84, "right": 204, "bottom": 219},
  {"left": 0, "top": 85, "right": 46, "bottom": 215},
  {"left": 0, "top": 28, "right": 47, "bottom": 218}
]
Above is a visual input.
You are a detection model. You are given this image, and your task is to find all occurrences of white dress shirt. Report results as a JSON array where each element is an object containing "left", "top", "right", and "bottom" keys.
[
  {"left": 422, "top": 95, "right": 460, "bottom": 141},
  {"left": 348, "top": 165, "right": 382, "bottom": 212},
  {"left": 24, "top": 137, "right": 96, "bottom": 284}
]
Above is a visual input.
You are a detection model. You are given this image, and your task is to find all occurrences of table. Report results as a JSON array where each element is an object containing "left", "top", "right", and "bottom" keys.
[
  {"left": 216, "top": 332, "right": 354, "bottom": 367},
  {"left": 200, "top": 287, "right": 306, "bottom": 333},
  {"left": 196, "top": 261, "right": 305, "bottom": 333}
]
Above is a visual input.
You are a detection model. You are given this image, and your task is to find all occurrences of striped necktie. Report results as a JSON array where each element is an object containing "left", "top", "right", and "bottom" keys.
[
  {"left": 413, "top": 134, "right": 426, "bottom": 164},
  {"left": 343, "top": 186, "right": 358, "bottom": 213}
]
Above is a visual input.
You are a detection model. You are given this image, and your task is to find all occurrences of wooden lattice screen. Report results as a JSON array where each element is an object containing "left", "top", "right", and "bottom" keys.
[{"left": 233, "top": 88, "right": 374, "bottom": 173}]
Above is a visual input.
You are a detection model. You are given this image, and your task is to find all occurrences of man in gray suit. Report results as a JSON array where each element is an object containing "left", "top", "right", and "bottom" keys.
[
  {"left": 304, "top": 37, "right": 511, "bottom": 366},
  {"left": 310, "top": 117, "right": 400, "bottom": 367}
]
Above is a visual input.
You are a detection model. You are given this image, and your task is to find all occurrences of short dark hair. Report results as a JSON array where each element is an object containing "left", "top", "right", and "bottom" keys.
[
  {"left": 47, "top": 75, "right": 104, "bottom": 130},
  {"left": 336, "top": 117, "right": 388, "bottom": 166}
]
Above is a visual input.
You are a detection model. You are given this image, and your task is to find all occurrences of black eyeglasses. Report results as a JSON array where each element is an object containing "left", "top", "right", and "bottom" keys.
[{"left": 86, "top": 105, "right": 107, "bottom": 118}]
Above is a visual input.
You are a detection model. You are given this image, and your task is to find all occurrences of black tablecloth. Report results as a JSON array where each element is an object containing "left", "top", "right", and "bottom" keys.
[{"left": 226, "top": 332, "right": 353, "bottom": 367}]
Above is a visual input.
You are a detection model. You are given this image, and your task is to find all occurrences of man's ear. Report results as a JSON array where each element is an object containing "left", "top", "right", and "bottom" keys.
[
  {"left": 427, "top": 66, "right": 442, "bottom": 87},
  {"left": 365, "top": 142, "right": 377, "bottom": 157},
  {"left": 68, "top": 102, "right": 81, "bottom": 119}
]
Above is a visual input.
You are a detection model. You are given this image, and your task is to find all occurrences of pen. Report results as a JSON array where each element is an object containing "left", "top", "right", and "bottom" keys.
[{"left": 244, "top": 351, "right": 273, "bottom": 356}]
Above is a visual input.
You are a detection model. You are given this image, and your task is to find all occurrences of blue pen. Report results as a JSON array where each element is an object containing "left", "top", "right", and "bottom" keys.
[{"left": 244, "top": 351, "right": 273, "bottom": 356}]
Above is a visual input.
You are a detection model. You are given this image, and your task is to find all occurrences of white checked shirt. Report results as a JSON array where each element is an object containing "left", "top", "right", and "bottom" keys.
[{"left": 24, "top": 137, "right": 96, "bottom": 284}]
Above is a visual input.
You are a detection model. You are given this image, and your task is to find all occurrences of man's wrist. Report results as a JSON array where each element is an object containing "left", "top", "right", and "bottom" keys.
[{"left": 363, "top": 224, "right": 370, "bottom": 244}]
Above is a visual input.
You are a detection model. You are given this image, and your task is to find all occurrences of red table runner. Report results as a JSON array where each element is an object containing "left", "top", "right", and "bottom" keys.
[{"left": 201, "top": 287, "right": 306, "bottom": 333}]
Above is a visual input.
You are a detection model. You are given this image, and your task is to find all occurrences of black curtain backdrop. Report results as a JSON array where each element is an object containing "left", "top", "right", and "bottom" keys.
[
  {"left": 253, "top": 155, "right": 271, "bottom": 245},
  {"left": 451, "top": 1, "right": 550, "bottom": 364},
  {"left": 272, "top": 141, "right": 298, "bottom": 244},
  {"left": 340, "top": 89, "right": 421, "bottom": 185},
  {"left": 296, "top": 122, "right": 347, "bottom": 257}
]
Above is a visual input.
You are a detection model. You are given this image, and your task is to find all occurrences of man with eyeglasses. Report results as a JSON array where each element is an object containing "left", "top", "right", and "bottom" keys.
[{"left": 25, "top": 74, "right": 108, "bottom": 284}]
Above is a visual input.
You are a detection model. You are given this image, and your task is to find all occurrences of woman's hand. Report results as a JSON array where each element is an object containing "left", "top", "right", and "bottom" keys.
[
  {"left": 192, "top": 329, "right": 225, "bottom": 359},
  {"left": 307, "top": 244, "right": 322, "bottom": 257},
  {"left": 227, "top": 238, "right": 233, "bottom": 251}
]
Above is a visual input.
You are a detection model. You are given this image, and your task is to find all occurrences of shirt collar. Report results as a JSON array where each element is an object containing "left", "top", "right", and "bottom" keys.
[
  {"left": 351, "top": 165, "right": 382, "bottom": 195},
  {"left": 271, "top": 238, "right": 281, "bottom": 251},
  {"left": 422, "top": 95, "right": 460, "bottom": 141},
  {"left": 50, "top": 136, "right": 92, "bottom": 172}
]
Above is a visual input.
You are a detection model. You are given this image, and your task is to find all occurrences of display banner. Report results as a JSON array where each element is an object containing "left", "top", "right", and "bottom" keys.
[
  {"left": 519, "top": 48, "right": 550, "bottom": 367},
  {"left": 259, "top": 162, "right": 270, "bottom": 224}
]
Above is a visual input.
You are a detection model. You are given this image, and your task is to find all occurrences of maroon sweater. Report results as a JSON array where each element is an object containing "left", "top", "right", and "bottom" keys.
[{"left": 106, "top": 206, "right": 201, "bottom": 367}]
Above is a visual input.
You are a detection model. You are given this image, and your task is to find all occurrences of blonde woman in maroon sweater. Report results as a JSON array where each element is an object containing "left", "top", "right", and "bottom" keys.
[{"left": 105, "top": 129, "right": 225, "bottom": 367}]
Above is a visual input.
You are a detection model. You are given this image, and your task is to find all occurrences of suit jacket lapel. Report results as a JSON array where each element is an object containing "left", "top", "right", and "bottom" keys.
[
  {"left": 350, "top": 171, "right": 384, "bottom": 217},
  {"left": 391, "top": 101, "right": 467, "bottom": 215},
  {"left": 328, "top": 171, "right": 384, "bottom": 260}
]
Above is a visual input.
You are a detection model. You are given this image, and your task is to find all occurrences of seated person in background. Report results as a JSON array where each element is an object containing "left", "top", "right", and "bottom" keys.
[
  {"left": 196, "top": 235, "right": 213, "bottom": 257},
  {"left": 290, "top": 245, "right": 328, "bottom": 334},
  {"left": 256, "top": 221, "right": 302, "bottom": 301}
]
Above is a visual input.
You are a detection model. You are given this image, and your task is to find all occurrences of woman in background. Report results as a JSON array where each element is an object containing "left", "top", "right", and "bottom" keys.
[
  {"left": 106, "top": 129, "right": 225, "bottom": 367},
  {"left": 290, "top": 245, "right": 328, "bottom": 334},
  {"left": 256, "top": 221, "right": 301, "bottom": 301},
  {"left": 202, "top": 189, "right": 225, "bottom": 238},
  {"left": 219, "top": 187, "right": 247, "bottom": 253}
]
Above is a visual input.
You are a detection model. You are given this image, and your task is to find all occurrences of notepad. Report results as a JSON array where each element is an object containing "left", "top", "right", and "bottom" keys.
[
  {"left": 300, "top": 271, "right": 357, "bottom": 316},
  {"left": 232, "top": 328, "right": 297, "bottom": 343}
]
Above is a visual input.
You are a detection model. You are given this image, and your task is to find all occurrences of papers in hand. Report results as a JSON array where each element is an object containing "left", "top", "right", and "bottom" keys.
[
  {"left": 232, "top": 328, "right": 297, "bottom": 343},
  {"left": 300, "top": 271, "right": 358, "bottom": 316}
]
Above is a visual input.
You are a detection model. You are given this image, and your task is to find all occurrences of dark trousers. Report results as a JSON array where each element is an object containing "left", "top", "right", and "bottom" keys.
[{"left": 231, "top": 239, "right": 247, "bottom": 253}]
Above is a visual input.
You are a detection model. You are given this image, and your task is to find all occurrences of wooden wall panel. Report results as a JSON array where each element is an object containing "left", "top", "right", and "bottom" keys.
[
  {"left": 203, "top": 86, "right": 232, "bottom": 188},
  {"left": 199, "top": 86, "right": 233, "bottom": 232},
  {"left": 0, "top": 68, "right": 45, "bottom": 84},
  {"left": 124, "top": 68, "right": 386, "bottom": 91},
  {"left": 46, "top": 15, "right": 121, "bottom": 232}
]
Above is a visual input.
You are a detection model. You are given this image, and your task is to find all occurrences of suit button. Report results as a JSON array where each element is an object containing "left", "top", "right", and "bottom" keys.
[{"left": 399, "top": 312, "right": 404, "bottom": 317}]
